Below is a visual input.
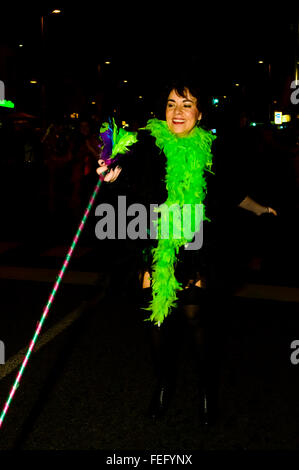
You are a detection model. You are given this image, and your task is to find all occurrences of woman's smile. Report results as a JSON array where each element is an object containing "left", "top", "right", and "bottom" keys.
[
  {"left": 172, "top": 119, "right": 185, "bottom": 124},
  {"left": 166, "top": 88, "right": 202, "bottom": 137}
]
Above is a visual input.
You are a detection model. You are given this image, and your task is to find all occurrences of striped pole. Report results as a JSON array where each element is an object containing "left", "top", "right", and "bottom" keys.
[{"left": 0, "top": 174, "right": 105, "bottom": 429}]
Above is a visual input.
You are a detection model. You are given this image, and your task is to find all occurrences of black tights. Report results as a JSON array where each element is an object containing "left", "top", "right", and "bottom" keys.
[
  {"left": 142, "top": 285, "right": 220, "bottom": 421},
  {"left": 143, "top": 286, "right": 211, "bottom": 387},
  {"left": 148, "top": 307, "right": 181, "bottom": 387},
  {"left": 182, "top": 303, "right": 209, "bottom": 387}
]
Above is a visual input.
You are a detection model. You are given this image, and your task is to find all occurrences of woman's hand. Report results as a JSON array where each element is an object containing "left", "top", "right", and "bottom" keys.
[
  {"left": 238, "top": 196, "right": 278, "bottom": 216},
  {"left": 263, "top": 206, "right": 278, "bottom": 216},
  {"left": 96, "top": 159, "right": 122, "bottom": 183}
]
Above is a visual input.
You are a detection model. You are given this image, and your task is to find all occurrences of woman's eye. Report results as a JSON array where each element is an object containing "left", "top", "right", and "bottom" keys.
[{"left": 184, "top": 105, "right": 192, "bottom": 108}]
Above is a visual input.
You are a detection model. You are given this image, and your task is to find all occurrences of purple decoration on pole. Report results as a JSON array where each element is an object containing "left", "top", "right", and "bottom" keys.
[{"left": 100, "top": 120, "right": 113, "bottom": 163}]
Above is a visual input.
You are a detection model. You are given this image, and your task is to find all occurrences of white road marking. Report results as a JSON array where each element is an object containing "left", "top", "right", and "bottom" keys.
[
  {"left": 0, "top": 290, "right": 105, "bottom": 381},
  {"left": 0, "top": 275, "right": 298, "bottom": 383},
  {"left": 234, "top": 283, "right": 299, "bottom": 303}
]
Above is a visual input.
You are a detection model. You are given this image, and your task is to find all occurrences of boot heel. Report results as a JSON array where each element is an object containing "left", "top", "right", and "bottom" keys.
[
  {"left": 147, "top": 382, "right": 175, "bottom": 420},
  {"left": 198, "top": 387, "right": 218, "bottom": 425}
]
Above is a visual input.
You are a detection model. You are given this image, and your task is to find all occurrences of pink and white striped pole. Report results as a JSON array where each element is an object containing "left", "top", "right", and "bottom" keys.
[{"left": 0, "top": 174, "right": 105, "bottom": 429}]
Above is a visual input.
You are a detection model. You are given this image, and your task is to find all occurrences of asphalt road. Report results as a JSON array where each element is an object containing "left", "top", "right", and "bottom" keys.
[
  {"left": 0, "top": 234, "right": 299, "bottom": 453},
  {"left": 0, "top": 168, "right": 298, "bottom": 455}
]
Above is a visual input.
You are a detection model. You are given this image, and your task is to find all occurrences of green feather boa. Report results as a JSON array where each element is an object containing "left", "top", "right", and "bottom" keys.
[{"left": 143, "top": 119, "right": 216, "bottom": 325}]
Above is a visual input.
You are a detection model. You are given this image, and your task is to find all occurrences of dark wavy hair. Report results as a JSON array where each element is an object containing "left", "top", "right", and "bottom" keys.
[{"left": 154, "top": 78, "right": 204, "bottom": 120}]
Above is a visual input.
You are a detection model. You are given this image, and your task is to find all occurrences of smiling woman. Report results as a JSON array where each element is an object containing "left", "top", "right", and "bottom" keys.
[
  {"left": 95, "top": 73, "right": 280, "bottom": 426},
  {"left": 97, "top": 80, "right": 213, "bottom": 320},
  {"left": 166, "top": 88, "right": 202, "bottom": 137},
  {"left": 95, "top": 77, "right": 219, "bottom": 423}
]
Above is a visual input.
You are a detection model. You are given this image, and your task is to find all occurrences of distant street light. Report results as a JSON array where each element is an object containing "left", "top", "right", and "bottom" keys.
[
  {"left": 41, "top": 9, "right": 62, "bottom": 34},
  {"left": 40, "top": 9, "right": 62, "bottom": 125}
]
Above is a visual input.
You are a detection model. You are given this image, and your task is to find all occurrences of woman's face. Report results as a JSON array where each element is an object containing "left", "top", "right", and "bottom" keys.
[{"left": 166, "top": 88, "right": 202, "bottom": 137}]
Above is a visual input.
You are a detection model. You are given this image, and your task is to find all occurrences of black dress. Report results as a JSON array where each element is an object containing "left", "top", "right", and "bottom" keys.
[{"left": 102, "top": 127, "right": 249, "bottom": 300}]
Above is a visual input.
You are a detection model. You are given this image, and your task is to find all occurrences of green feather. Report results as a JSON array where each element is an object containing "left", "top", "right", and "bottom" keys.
[
  {"left": 109, "top": 120, "right": 138, "bottom": 160},
  {"left": 143, "top": 119, "right": 216, "bottom": 325}
]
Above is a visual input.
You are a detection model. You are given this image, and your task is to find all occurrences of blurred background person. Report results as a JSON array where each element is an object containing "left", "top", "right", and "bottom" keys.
[{"left": 69, "top": 118, "right": 102, "bottom": 218}]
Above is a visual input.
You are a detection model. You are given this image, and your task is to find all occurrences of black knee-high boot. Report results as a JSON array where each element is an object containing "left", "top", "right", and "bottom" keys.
[
  {"left": 182, "top": 287, "right": 219, "bottom": 425},
  {"left": 141, "top": 288, "right": 181, "bottom": 419}
]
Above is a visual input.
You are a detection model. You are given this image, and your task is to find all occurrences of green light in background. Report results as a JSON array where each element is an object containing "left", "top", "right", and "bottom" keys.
[{"left": 0, "top": 99, "right": 15, "bottom": 109}]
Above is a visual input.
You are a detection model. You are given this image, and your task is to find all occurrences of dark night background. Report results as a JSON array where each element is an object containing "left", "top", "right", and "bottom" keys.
[
  {"left": 1, "top": 3, "right": 299, "bottom": 124},
  {"left": 1, "top": 3, "right": 299, "bottom": 454}
]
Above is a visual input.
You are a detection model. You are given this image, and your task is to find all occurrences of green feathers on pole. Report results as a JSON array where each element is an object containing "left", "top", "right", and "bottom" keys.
[
  {"left": 99, "top": 118, "right": 138, "bottom": 163},
  {"left": 110, "top": 119, "right": 138, "bottom": 159},
  {"left": 111, "top": 128, "right": 138, "bottom": 159}
]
